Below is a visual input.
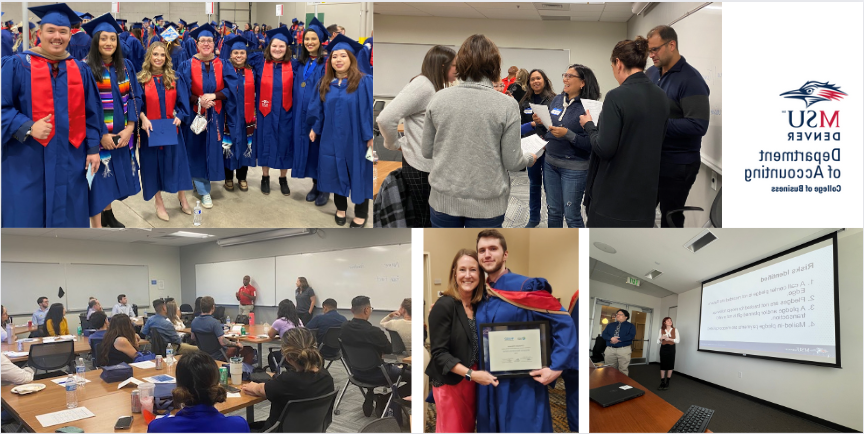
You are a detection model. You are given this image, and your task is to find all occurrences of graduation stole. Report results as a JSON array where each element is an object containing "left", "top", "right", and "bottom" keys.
[
  {"left": 486, "top": 284, "right": 570, "bottom": 316},
  {"left": 96, "top": 64, "right": 132, "bottom": 177},
  {"left": 191, "top": 57, "right": 223, "bottom": 114},
  {"left": 71, "top": 28, "right": 83, "bottom": 35},
  {"left": 29, "top": 56, "right": 86, "bottom": 148},
  {"left": 259, "top": 60, "right": 292, "bottom": 117},
  {"left": 144, "top": 76, "right": 175, "bottom": 120},
  {"left": 223, "top": 67, "right": 256, "bottom": 158},
  {"left": 568, "top": 289, "right": 578, "bottom": 314}
]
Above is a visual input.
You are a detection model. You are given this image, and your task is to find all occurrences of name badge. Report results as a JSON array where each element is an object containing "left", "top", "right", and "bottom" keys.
[
  {"left": 524, "top": 108, "right": 533, "bottom": 114},
  {"left": 550, "top": 108, "right": 562, "bottom": 116}
]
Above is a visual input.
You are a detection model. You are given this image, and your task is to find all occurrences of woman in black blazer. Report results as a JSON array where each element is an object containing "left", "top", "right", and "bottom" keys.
[
  {"left": 580, "top": 36, "right": 671, "bottom": 228},
  {"left": 425, "top": 248, "right": 499, "bottom": 433}
]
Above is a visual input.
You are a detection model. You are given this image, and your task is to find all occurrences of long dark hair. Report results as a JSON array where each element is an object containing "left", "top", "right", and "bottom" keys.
[
  {"left": 415, "top": 45, "right": 456, "bottom": 92},
  {"left": 611, "top": 36, "right": 650, "bottom": 70},
  {"left": 85, "top": 31, "right": 127, "bottom": 82},
  {"left": 566, "top": 64, "right": 601, "bottom": 100},
  {"left": 520, "top": 69, "right": 556, "bottom": 105},
  {"left": 172, "top": 351, "right": 227, "bottom": 406},
  {"left": 98, "top": 314, "right": 137, "bottom": 366},
  {"left": 298, "top": 30, "right": 325, "bottom": 65},
  {"left": 194, "top": 297, "right": 202, "bottom": 316},
  {"left": 276, "top": 299, "right": 301, "bottom": 327},
  {"left": 45, "top": 303, "right": 65, "bottom": 336}
]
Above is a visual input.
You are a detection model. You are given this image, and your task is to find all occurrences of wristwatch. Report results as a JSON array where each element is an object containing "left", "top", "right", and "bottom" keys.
[
  {"left": 25, "top": 128, "right": 32, "bottom": 139},
  {"left": 465, "top": 369, "right": 473, "bottom": 381}
]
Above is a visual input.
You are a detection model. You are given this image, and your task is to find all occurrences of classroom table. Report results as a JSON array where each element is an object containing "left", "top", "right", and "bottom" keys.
[
  {"left": 588, "top": 360, "right": 710, "bottom": 433},
  {"left": 2, "top": 337, "right": 94, "bottom": 363},
  {"left": 182, "top": 323, "right": 277, "bottom": 368},
  {"left": 374, "top": 161, "right": 402, "bottom": 199},
  {"left": 11, "top": 324, "right": 38, "bottom": 336},
  {"left": 0, "top": 357, "right": 264, "bottom": 433},
  {"left": 402, "top": 356, "right": 411, "bottom": 364}
]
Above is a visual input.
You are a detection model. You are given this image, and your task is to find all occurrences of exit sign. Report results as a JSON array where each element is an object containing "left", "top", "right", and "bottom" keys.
[{"left": 626, "top": 277, "right": 640, "bottom": 286}]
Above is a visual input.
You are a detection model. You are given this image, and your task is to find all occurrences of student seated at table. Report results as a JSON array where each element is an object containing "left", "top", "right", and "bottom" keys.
[
  {"left": 1, "top": 354, "right": 34, "bottom": 423},
  {"left": 192, "top": 296, "right": 253, "bottom": 362},
  {"left": 143, "top": 299, "right": 198, "bottom": 354},
  {"left": 88, "top": 311, "right": 109, "bottom": 349},
  {"left": 44, "top": 303, "right": 69, "bottom": 336},
  {"left": 194, "top": 297, "right": 203, "bottom": 317},
  {"left": 379, "top": 298, "right": 412, "bottom": 355},
  {"left": 147, "top": 351, "right": 250, "bottom": 433},
  {"left": 98, "top": 314, "right": 141, "bottom": 366},
  {"left": 86, "top": 298, "right": 103, "bottom": 320},
  {"left": 1, "top": 305, "right": 8, "bottom": 342},
  {"left": 305, "top": 298, "right": 347, "bottom": 358},
  {"left": 241, "top": 328, "right": 335, "bottom": 432},
  {"left": 166, "top": 300, "right": 186, "bottom": 331},
  {"left": 267, "top": 299, "right": 303, "bottom": 339}
]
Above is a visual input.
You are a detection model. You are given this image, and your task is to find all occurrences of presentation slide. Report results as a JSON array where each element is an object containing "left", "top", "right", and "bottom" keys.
[{"left": 699, "top": 234, "right": 839, "bottom": 367}]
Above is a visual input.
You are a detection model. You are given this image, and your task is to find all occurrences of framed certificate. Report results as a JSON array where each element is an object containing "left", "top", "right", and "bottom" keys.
[{"left": 479, "top": 321, "right": 551, "bottom": 378}]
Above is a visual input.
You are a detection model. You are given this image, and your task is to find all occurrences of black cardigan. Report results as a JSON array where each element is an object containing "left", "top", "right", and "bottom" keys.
[
  {"left": 583, "top": 72, "right": 670, "bottom": 227},
  {"left": 424, "top": 295, "right": 476, "bottom": 386}
]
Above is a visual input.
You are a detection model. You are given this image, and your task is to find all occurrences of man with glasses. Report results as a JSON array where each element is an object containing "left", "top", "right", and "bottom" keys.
[
  {"left": 646, "top": 25, "right": 710, "bottom": 228},
  {"left": 601, "top": 309, "right": 636, "bottom": 376}
]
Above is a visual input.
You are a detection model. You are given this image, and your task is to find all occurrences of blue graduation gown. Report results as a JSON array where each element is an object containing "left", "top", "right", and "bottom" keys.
[
  {"left": 223, "top": 64, "right": 257, "bottom": 170},
  {"left": 253, "top": 59, "right": 296, "bottom": 169},
  {"left": 1, "top": 51, "right": 104, "bottom": 227},
  {"left": 177, "top": 57, "right": 236, "bottom": 181},
  {"left": 138, "top": 75, "right": 193, "bottom": 200},
  {"left": 290, "top": 58, "right": 325, "bottom": 179},
  {"left": 356, "top": 46, "right": 373, "bottom": 76},
  {"left": 147, "top": 404, "right": 249, "bottom": 433},
  {"left": 170, "top": 46, "right": 189, "bottom": 72},
  {"left": 121, "top": 35, "right": 145, "bottom": 74},
  {"left": 307, "top": 74, "right": 373, "bottom": 203},
  {"left": 563, "top": 299, "right": 578, "bottom": 431},
  {"left": 476, "top": 272, "right": 578, "bottom": 433},
  {"left": 68, "top": 31, "right": 91, "bottom": 61},
  {"left": 183, "top": 36, "right": 198, "bottom": 59},
  {"left": 1, "top": 28, "right": 15, "bottom": 60},
  {"left": 89, "top": 58, "right": 143, "bottom": 216}
]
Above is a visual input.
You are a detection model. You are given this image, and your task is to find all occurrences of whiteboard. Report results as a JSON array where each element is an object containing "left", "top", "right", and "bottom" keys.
[
  {"left": 194, "top": 258, "right": 277, "bottom": 306},
  {"left": 1, "top": 262, "right": 67, "bottom": 316},
  {"left": 65, "top": 264, "right": 150, "bottom": 312},
  {"left": 275, "top": 244, "right": 412, "bottom": 311},
  {"left": 375, "top": 42, "right": 570, "bottom": 98}
]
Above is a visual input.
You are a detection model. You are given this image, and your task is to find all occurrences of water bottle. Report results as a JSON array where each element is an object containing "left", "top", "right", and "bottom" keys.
[
  {"left": 249, "top": 312, "right": 255, "bottom": 326},
  {"left": 166, "top": 347, "right": 174, "bottom": 365},
  {"left": 372, "top": 150, "right": 379, "bottom": 182},
  {"left": 65, "top": 374, "right": 78, "bottom": 408},
  {"left": 75, "top": 357, "right": 86, "bottom": 385},
  {"left": 5, "top": 322, "right": 13, "bottom": 345},
  {"left": 193, "top": 201, "right": 203, "bottom": 226},
  {"left": 77, "top": 325, "right": 82, "bottom": 336}
]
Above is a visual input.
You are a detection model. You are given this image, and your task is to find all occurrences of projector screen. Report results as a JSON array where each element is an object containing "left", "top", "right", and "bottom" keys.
[{"left": 698, "top": 232, "right": 840, "bottom": 367}]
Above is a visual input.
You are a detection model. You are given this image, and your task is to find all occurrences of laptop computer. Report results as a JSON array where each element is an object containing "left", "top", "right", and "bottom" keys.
[{"left": 590, "top": 382, "right": 646, "bottom": 407}]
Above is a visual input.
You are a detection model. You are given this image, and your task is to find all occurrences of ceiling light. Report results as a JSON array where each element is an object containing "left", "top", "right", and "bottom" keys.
[
  {"left": 644, "top": 269, "right": 663, "bottom": 280},
  {"left": 683, "top": 229, "right": 718, "bottom": 253},
  {"left": 168, "top": 231, "right": 214, "bottom": 238},
  {"left": 593, "top": 242, "right": 617, "bottom": 254},
  {"left": 216, "top": 229, "right": 315, "bottom": 247}
]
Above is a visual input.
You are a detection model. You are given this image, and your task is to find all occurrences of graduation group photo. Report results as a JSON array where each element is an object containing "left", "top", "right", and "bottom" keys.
[
  {"left": 1, "top": 2, "right": 374, "bottom": 229},
  {"left": 373, "top": 2, "right": 721, "bottom": 229},
  {"left": 422, "top": 228, "right": 578, "bottom": 433},
  {"left": 0, "top": 227, "right": 414, "bottom": 433}
]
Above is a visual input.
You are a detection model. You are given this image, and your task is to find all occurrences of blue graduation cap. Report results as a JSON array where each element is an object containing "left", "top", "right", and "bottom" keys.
[
  {"left": 4, "top": 20, "right": 12, "bottom": 27},
  {"left": 117, "top": 18, "right": 127, "bottom": 24},
  {"left": 306, "top": 16, "right": 329, "bottom": 42},
  {"left": 292, "top": 18, "right": 298, "bottom": 23},
  {"left": 329, "top": 33, "right": 363, "bottom": 55},
  {"left": 82, "top": 13, "right": 122, "bottom": 35},
  {"left": 131, "top": 22, "right": 143, "bottom": 30},
  {"left": 265, "top": 26, "right": 293, "bottom": 44},
  {"left": 28, "top": 4, "right": 81, "bottom": 28},
  {"left": 190, "top": 23, "right": 217, "bottom": 40},
  {"left": 142, "top": 17, "right": 151, "bottom": 23},
  {"left": 299, "top": 21, "right": 305, "bottom": 26},
  {"left": 279, "top": 23, "right": 287, "bottom": 28},
  {"left": 178, "top": 19, "right": 187, "bottom": 26},
  {"left": 187, "top": 21, "right": 198, "bottom": 30},
  {"left": 223, "top": 34, "right": 252, "bottom": 52},
  {"left": 75, "top": 11, "right": 94, "bottom": 20},
  {"left": 154, "top": 15, "right": 164, "bottom": 21},
  {"left": 19, "top": 22, "right": 36, "bottom": 31},
  {"left": 210, "top": 20, "right": 217, "bottom": 27},
  {"left": 223, "top": 20, "right": 234, "bottom": 30}
]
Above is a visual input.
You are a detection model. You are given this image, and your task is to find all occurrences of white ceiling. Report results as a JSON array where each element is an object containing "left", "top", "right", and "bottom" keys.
[
  {"left": 373, "top": 2, "right": 635, "bottom": 22},
  {"left": 1, "top": 228, "right": 274, "bottom": 247},
  {"left": 589, "top": 228, "right": 845, "bottom": 294}
]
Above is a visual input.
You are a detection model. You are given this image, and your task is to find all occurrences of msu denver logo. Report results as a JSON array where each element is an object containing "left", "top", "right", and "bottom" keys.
[{"left": 780, "top": 81, "right": 847, "bottom": 107}]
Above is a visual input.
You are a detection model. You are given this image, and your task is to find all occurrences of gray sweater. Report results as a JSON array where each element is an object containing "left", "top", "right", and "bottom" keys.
[
  {"left": 377, "top": 75, "right": 435, "bottom": 173},
  {"left": 421, "top": 78, "right": 534, "bottom": 218}
]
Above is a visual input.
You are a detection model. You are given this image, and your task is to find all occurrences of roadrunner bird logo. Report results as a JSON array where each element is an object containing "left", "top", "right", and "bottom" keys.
[{"left": 780, "top": 81, "right": 847, "bottom": 107}]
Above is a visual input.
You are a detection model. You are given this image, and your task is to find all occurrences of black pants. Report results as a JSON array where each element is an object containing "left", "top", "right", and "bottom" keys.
[
  {"left": 224, "top": 166, "right": 248, "bottom": 181},
  {"left": 298, "top": 311, "right": 312, "bottom": 326},
  {"left": 401, "top": 160, "right": 432, "bottom": 227},
  {"left": 354, "top": 363, "right": 412, "bottom": 399},
  {"left": 656, "top": 159, "right": 701, "bottom": 228},
  {"left": 335, "top": 195, "right": 369, "bottom": 219}
]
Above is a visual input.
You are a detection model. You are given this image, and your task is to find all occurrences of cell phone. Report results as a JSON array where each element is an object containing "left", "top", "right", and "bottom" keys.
[
  {"left": 114, "top": 416, "right": 133, "bottom": 430},
  {"left": 224, "top": 384, "right": 240, "bottom": 393},
  {"left": 55, "top": 427, "right": 84, "bottom": 433},
  {"left": 111, "top": 135, "right": 122, "bottom": 146}
]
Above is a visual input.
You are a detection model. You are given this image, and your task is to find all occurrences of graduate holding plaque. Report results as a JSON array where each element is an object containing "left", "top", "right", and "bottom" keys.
[{"left": 136, "top": 41, "right": 194, "bottom": 221}]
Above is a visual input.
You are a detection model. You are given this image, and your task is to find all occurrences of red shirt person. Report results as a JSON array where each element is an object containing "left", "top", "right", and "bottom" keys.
[{"left": 235, "top": 275, "right": 257, "bottom": 315}]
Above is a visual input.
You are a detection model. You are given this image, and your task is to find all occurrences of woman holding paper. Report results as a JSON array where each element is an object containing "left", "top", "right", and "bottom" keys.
[
  {"left": 579, "top": 37, "right": 669, "bottom": 228},
  {"left": 657, "top": 317, "right": 679, "bottom": 390},
  {"left": 519, "top": 69, "right": 556, "bottom": 227},
  {"left": 137, "top": 41, "right": 194, "bottom": 221},
  {"left": 426, "top": 249, "right": 498, "bottom": 433},
  {"left": 533, "top": 64, "right": 600, "bottom": 228}
]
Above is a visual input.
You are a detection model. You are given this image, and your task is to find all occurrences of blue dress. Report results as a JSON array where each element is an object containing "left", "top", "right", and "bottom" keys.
[
  {"left": 223, "top": 64, "right": 257, "bottom": 170},
  {"left": 147, "top": 404, "right": 249, "bottom": 433},
  {"left": 307, "top": 74, "right": 373, "bottom": 203},
  {"left": 253, "top": 59, "right": 297, "bottom": 169},
  {"left": 177, "top": 57, "right": 237, "bottom": 181},
  {"left": 1, "top": 51, "right": 104, "bottom": 227},
  {"left": 68, "top": 31, "right": 91, "bottom": 61},
  {"left": 138, "top": 75, "right": 193, "bottom": 200},
  {"left": 89, "top": 58, "right": 143, "bottom": 216},
  {"left": 290, "top": 58, "right": 326, "bottom": 179},
  {"left": 475, "top": 272, "right": 578, "bottom": 433}
]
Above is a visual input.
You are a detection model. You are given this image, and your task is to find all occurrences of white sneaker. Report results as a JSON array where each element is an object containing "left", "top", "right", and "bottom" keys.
[{"left": 201, "top": 194, "right": 213, "bottom": 208}]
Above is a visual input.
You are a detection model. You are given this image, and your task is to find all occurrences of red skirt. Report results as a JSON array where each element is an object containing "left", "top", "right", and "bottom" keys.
[{"left": 432, "top": 365, "right": 477, "bottom": 433}]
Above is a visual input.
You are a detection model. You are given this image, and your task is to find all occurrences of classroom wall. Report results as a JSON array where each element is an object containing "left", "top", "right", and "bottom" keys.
[
  {"left": 674, "top": 230, "right": 863, "bottom": 431},
  {"left": 588, "top": 280, "right": 664, "bottom": 363},
  {"left": 375, "top": 14, "right": 627, "bottom": 100}
]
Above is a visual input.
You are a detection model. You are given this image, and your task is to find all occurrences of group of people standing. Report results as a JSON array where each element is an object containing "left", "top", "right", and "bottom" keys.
[
  {"left": 378, "top": 25, "right": 709, "bottom": 228},
  {"left": 1, "top": 4, "right": 374, "bottom": 228}
]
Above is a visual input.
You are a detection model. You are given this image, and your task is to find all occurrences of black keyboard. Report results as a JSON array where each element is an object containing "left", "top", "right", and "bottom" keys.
[{"left": 668, "top": 405, "right": 715, "bottom": 433}]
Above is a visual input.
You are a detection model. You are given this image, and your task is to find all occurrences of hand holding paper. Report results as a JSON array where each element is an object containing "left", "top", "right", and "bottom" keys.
[
  {"left": 529, "top": 103, "right": 553, "bottom": 127},
  {"left": 580, "top": 99, "right": 603, "bottom": 126}
]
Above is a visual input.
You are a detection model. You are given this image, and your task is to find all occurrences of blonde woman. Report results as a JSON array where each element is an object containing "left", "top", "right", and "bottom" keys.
[{"left": 506, "top": 68, "right": 529, "bottom": 101}]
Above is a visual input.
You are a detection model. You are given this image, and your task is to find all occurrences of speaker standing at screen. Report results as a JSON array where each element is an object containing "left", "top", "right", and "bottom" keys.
[
  {"left": 601, "top": 309, "right": 635, "bottom": 376},
  {"left": 657, "top": 317, "right": 679, "bottom": 390},
  {"left": 295, "top": 277, "right": 316, "bottom": 325},
  {"left": 236, "top": 275, "right": 256, "bottom": 316}
]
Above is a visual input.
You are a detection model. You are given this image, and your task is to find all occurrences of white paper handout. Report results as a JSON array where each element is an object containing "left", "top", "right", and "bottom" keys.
[
  {"left": 51, "top": 377, "right": 92, "bottom": 387},
  {"left": 129, "top": 360, "right": 157, "bottom": 369},
  {"left": 580, "top": 99, "right": 603, "bottom": 125},
  {"left": 227, "top": 392, "right": 242, "bottom": 399},
  {"left": 35, "top": 406, "right": 95, "bottom": 427},
  {"left": 521, "top": 134, "right": 548, "bottom": 159},
  {"left": 3, "top": 351, "right": 28, "bottom": 358},
  {"left": 118, "top": 377, "right": 144, "bottom": 389},
  {"left": 529, "top": 103, "right": 553, "bottom": 127}
]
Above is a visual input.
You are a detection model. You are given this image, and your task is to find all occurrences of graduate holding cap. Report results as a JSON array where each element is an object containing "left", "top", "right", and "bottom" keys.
[
  {"left": 254, "top": 26, "right": 298, "bottom": 196},
  {"left": 83, "top": 13, "right": 143, "bottom": 228},
  {"left": 1, "top": 3, "right": 104, "bottom": 228},
  {"left": 291, "top": 17, "right": 329, "bottom": 206},
  {"left": 69, "top": 11, "right": 92, "bottom": 60},
  {"left": 307, "top": 34, "right": 373, "bottom": 227},
  {"left": 177, "top": 23, "right": 237, "bottom": 209},
  {"left": 222, "top": 34, "right": 259, "bottom": 192},
  {"left": 136, "top": 41, "right": 194, "bottom": 221}
]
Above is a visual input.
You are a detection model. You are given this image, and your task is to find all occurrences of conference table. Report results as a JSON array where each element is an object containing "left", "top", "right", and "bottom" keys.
[
  {"left": 0, "top": 356, "right": 264, "bottom": 433},
  {"left": 2, "top": 336, "right": 94, "bottom": 363},
  {"left": 589, "top": 360, "right": 711, "bottom": 433},
  {"left": 182, "top": 323, "right": 277, "bottom": 368}
]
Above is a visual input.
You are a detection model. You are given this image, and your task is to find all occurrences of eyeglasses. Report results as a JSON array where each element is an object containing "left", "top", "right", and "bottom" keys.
[
  {"left": 562, "top": 73, "right": 582, "bottom": 80},
  {"left": 648, "top": 40, "right": 671, "bottom": 54},
  {"left": 198, "top": 40, "right": 214, "bottom": 45}
]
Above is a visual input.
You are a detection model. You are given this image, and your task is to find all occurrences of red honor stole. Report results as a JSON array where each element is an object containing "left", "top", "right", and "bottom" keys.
[
  {"left": 259, "top": 60, "right": 293, "bottom": 117},
  {"left": 144, "top": 76, "right": 176, "bottom": 120},
  {"left": 30, "top": 56, "right": 86, "bottom": 148},
  {"left": 191, "top": 57, "right": 224, "bottom": 114},
  {"left": 238, "top": 68, "right": 255, "bottom": 124},
  {"left": 487, "top": 285, "right": 569, "bottom": 315}
]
